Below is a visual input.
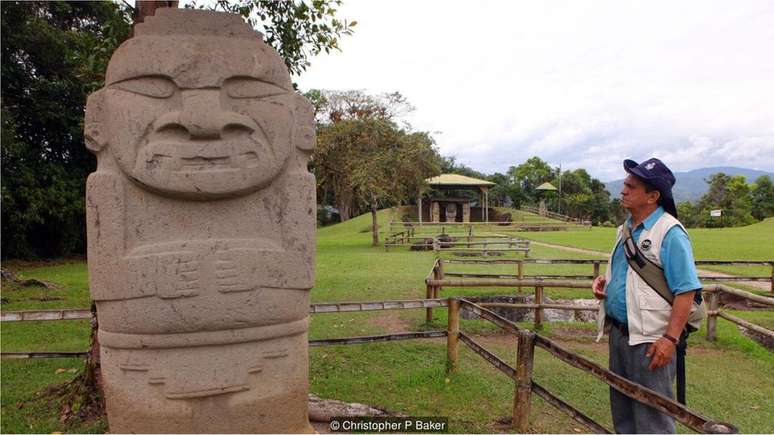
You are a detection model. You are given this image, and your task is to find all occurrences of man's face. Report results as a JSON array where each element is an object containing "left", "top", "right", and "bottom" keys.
[
  {"left": 97, "top": 36, "right": 300, "bottom": 199},
  {"left": 620, "top": 174, "right": 659, "bottom": 212}
]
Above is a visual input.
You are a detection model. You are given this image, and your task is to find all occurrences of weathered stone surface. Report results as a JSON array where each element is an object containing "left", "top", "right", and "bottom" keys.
[
  {"left": 84, "top": 8, "right": 315, "bottom": 433},
  {"left": 445, "top": 203, "right": 457, "bottom": 222},
  {"left": 461, "top": 295, "right": 598, "bottom": 323}
]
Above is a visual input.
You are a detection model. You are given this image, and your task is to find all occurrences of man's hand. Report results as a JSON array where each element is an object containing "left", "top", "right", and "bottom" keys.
[
  {"left": 645, "top": 338, "right": 676, "bottom": 370},
  {"left": 592, "top": 276, "right": 606, "bottom": 300}
]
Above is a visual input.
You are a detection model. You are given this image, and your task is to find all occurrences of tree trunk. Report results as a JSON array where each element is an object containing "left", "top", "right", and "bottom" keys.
[
  {"left": 370, "top": 192, "right": 379, "bottom": 246},
  {"left": 135, "top": 1, "right": 179, "bottom": 24},
  {"left": 336, "top": 194, "right": 356, "bottom": 222},
  {"left": 84, "top": 303, "right": 103, "bottom": 397},
  {"left": 338, "top": 201, "right": 351, "bottom": 221},
  {"left": 52, "top": 303, "right": 106, "bottom": 425}
]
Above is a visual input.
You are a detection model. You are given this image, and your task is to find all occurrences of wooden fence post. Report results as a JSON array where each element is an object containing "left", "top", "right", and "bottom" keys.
[
  {"left": 770, "top": 262, "right": 774, "bottom": 293},
  {"left": 426, "top": 260, "right": 441, "bottom": 323},
  {"left": 447, "top": 298, "right": 460, "bottom": 372},
  {"left": 534, "top": 286, "right": 544, "bottom": 329},
  {"left": 426, "top": 282, "right": 434, "bottom": 323},
  {"left": 707, "top": 289, "right": 719, "bottom": 342},
  {"left": 517, "top": 261, "right": 524, "bottom": 293},
  {"left": 432, "top": 262, "right": 442, "bottom": 306},
  {"left": 513, "top": 330, "right": 536, "bottom": 432}
]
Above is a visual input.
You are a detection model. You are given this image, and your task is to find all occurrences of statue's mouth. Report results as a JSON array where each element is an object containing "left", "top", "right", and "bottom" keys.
[
  {"left": 137, "top": 139, "right": 265, "bottom": 174},
  {"left": 123, "top": 132, "right": 287, "bottom": 199}
]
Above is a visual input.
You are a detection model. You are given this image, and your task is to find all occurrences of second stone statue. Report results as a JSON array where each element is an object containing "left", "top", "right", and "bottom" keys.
[{"left": 84, "top": 8, "right": 316, "bottom": 433}]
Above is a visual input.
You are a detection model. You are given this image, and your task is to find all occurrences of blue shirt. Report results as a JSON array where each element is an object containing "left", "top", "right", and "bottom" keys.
[{"left": 605, "top": 207, "right": 702, "bottom": 324}]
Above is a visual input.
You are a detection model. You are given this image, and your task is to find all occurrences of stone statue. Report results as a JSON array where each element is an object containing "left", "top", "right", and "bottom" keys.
[
  {"left": 84, "top": 9, "right": 315, "bottom": 433},
  {"left": 445, "top": 203, "right": 457, "bottom": 222}
]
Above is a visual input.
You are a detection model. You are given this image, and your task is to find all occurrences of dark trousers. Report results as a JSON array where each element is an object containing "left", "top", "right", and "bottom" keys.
[{"left": 608, "top": 326, "right": 676, "bottom": 434}]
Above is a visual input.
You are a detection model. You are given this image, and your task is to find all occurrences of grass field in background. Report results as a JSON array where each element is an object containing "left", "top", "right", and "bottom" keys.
[
  {"left": 513, "top": 218, "right": 774, "bottom": 283},
  {"left": 513, "top": 217, "right": 774, "bottom": 260},
  {"left": 2, "top": 209, "right": 772, "bottom": 433}
]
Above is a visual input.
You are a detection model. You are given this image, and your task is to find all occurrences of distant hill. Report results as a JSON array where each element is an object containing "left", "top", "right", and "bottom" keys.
[{"left": 604, "top": 167, "right": 774, "bottom": 202}]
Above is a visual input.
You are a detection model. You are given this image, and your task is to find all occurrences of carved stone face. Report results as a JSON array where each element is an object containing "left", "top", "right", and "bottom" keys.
[{"left": 96, "top": 36, "right": 296, "bottom": 199}]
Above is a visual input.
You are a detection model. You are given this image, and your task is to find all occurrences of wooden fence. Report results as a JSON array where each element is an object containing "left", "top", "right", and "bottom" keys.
[
  {"left": 388, "top": 220, "right": 590, "bottom": 235},
  {"left": 705, "top": 285, "right": 774, "bottom": 342},
  {"left": 519, "top": 205, "right": 591, "bottom": 225},
  {"left": 4, "top": 291, "right": 768, "bottom": 432},
  {"left": 451, "top": 298, "right": 737, "bottom": 433},
  {"left": 385, "top": 234, "right": 531, "bottom": 257},
  {"left": 433, "top": 258, "right": 774, "bottom": 293}
]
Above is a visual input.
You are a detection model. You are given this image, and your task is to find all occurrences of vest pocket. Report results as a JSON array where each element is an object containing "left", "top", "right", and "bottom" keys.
[{"left": 638, "top": 291, "right": 671, "bottom": 336}]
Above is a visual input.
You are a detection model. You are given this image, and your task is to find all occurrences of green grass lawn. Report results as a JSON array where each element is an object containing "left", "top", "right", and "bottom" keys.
[
  {"left": 2, "top": 209, "right": 773, "bottom": 433},
  {"left": 513, "top": 217, "right": 774, "bottom": 260},
  {"left": 513, "top": 218, "right": 774, "bottom": 286}
]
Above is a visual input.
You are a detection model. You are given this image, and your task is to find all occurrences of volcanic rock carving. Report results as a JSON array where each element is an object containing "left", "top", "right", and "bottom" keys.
[{"left": 84, "top": 8, "right": 315, "bottom": 433}]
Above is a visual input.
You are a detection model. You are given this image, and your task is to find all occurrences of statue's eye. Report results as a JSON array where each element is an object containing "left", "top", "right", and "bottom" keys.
[
  {"left": 226, "top": 78, "right": 287, "bottom": 99},
  {"left": 112, "top": 77, "right": 176, "bottom": 98}
]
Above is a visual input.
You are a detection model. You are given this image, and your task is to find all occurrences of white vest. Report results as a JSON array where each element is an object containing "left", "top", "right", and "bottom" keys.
[{"left": 595, "top": 212, "right": 688, "bottom": 345}]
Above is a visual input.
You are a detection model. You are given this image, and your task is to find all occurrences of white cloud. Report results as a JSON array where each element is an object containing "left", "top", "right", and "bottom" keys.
[{"left": 296, "top": 0, "right": 774, "bottom": 181}]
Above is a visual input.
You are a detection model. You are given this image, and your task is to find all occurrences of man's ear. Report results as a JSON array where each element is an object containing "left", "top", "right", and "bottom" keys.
[
  {"left": 293, "top": 94, "right": 315, "bottom": 152},
  {"left": 84, "top": 90, "right": 107, "bottom": 152},
  {"left": 649, "top": 189, "right": 661, "bottom": 205}
]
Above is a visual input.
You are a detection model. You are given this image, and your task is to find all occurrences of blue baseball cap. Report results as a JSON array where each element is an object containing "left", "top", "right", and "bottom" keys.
[{"left": 623, "top": 158, "right": 678, "bottom": 218}]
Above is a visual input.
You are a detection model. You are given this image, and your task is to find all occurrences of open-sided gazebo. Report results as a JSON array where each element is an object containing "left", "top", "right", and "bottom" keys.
[{"left": 420, "top": 174, "right": 496, "bottom": 223}]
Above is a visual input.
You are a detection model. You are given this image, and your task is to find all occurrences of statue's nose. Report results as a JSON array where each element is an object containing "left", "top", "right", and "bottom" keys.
[
  {"left": 153, "top": 89, "right": 262, "bottom": 141},
  {"left": 179, "top": 89, "right": 223, "bottom": 138}
]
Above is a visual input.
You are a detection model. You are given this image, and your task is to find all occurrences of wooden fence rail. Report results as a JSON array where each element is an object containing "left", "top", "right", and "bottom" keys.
[
  {"left": 1, "top": 331, "right": 448, "bottom": 359},
  {"left": 519, "top": 205, "right": 591, "bottom": 225},
  {"left": 1, "top": 309, "right": 91, "bottom": 322},
  {"left": 456, "top": 330, "right": 609, "bottom": 433},
  {"left": 454, "top": 298, "right": 737, "bottom": 433},
  {"left": 1, "top": 295, "right": 750, "bottom": 433},
  {"left": 705, "top": 284, "right": 774, "bottom": 341},
  {"left": 438, "top": 257, "right": 774, "bottom": 291}
]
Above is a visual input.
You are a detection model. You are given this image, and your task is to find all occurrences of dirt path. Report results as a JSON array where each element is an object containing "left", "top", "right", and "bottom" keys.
[
  {"left": 529, "top": 240, "right": 609, "bottom": 258},
  {"left": 530, "top": 241, "right": 772, "bottom": 291}
]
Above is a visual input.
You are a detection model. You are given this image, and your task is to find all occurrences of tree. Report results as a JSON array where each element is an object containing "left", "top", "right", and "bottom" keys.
[
  {"left": 193, "top": 0, "right": 356, "bottom": 77},
  {"left": 311, "top": 89, "right": 414, "bottom": 125},
  {"left": 2, "top": 1, "right": 355, "bottom": 259},
  {"left": 316, "top": 118, "right": 439, "bottom": 244},
  {"left": 309, "top": 89, "right": 437, "bottom": 223},
  {"left": 487, "top": 173, "right": 515, "bottom": 207},
  {"left": 676, "top": 201, "right": 700, "bottom": 228},
  {"left": 695, "top": 173, "right": 755, "bottom": 227},
  {"left": 439, "top": 155, "right": 487, "bottom": 179},
  {"left": 1, "top": 1, "right": 132, "bottom": 258},
  {"left": 751, "top": 175, "right": 774, "bottom": 220},
  {"left": 508, "top": 157, "right": 556, "bottom": 205}
]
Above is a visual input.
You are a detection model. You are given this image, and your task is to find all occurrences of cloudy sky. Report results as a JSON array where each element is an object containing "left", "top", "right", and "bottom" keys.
[{"left": 295, "top": 0, "right": 774, "bottom": 181}]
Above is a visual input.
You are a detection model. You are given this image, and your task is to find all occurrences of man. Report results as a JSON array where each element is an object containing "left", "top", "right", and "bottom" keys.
[{"left": 593, "top": 158, "right": 702, "bottom": 434}]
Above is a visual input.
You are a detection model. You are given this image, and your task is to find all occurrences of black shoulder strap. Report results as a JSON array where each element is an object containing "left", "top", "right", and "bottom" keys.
[{"left": 621, "top": 224, "right": 674, "bottom": 305}]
